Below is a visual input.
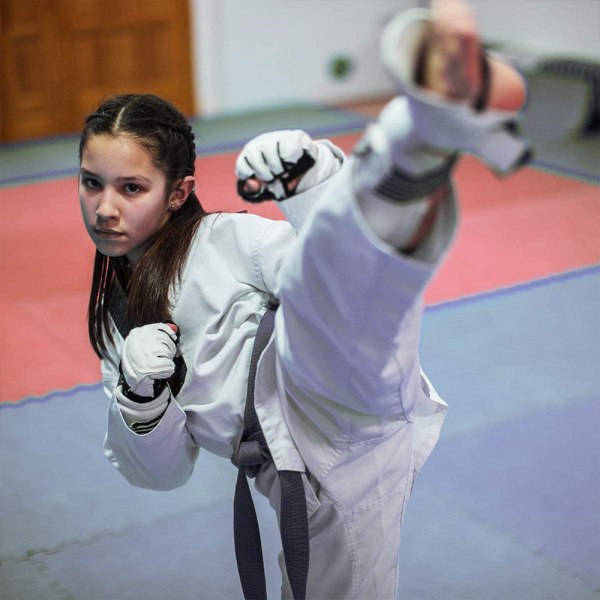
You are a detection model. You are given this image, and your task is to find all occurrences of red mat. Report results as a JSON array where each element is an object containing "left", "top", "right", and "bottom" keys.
[{"left": 1, "top": 138, "right": 598, "bottom": 401}]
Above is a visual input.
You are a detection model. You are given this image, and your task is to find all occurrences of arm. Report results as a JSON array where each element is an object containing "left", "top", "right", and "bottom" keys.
[
  {"left": 103, "top": 323, "right": 199, "bottom": 490},
  {"left": 104, "top": 395, "right": 199, "bottom": 491}
]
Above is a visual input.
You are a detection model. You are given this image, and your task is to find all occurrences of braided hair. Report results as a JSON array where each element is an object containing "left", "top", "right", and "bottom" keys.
[{"left": 80, "top": 94, "right": 209, "bottom": 357}]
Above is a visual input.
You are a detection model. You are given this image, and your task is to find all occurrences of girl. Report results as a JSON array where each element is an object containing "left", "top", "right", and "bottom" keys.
[{"left": 80, "top": 1, "right": 528, "bottom": 598}]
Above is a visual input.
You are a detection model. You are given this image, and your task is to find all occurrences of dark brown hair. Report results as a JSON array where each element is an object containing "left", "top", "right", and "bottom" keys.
[{"left": 80, "top": 94, "right": 208, "bottom": 358}]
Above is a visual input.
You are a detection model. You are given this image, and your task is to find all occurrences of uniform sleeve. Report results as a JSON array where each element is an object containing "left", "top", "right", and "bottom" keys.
[
  {"left": 104, "top": 396, "right": 199, "bottom": 491},
  {"left": 252, "top": 218, "right": 298, "bottom": 297},
  {"left": 100, "top": 319, "right": 122, "bottom": 399},
  {"left": 274, "top": 140, "right": 345, "bottom": 232}
]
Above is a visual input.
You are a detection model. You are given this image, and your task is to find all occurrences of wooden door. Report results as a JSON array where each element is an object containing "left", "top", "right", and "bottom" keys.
[{"left": 1, "top": 0, "right": 195, "bottom": 143}]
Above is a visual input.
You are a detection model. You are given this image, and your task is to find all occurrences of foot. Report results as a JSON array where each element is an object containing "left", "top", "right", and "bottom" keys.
[{"left": 424, "top": 0, "right": 526, "bottom": 111}]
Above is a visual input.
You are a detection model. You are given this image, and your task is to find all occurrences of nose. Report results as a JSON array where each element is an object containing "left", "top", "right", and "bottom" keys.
[{"left": 95, "top": 189, "right": 119, "bottom": 221}]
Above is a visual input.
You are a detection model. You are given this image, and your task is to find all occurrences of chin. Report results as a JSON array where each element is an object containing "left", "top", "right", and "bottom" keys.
[{"left": 94, "top": 242, "right": 129, "bottom": 259}]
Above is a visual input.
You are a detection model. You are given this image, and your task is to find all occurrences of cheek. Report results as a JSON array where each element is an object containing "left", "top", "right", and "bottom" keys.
[
  {"left": 133, "top": 199, "right": 170, "bottom": 233},
  {"left": 78, "top": 191, "right": 95, "bottom": 223}
]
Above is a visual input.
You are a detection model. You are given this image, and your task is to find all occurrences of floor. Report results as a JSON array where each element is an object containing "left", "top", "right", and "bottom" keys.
[{"left": 0, "top": 71, "right": 599, "bottom": 599}]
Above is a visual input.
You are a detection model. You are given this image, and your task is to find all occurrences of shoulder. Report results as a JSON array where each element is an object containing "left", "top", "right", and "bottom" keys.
[
  {"left": 185, "top": 212, "right": 295, "bottom": 294},
  {"left": 183, "top": 212, "right": 294, "bottom": 278},
  {"left": 196, "top": 212, "right": 294, "bottom": 251},
  {"left": 202, "top": 211, "right": 291, "bottom": 234}
]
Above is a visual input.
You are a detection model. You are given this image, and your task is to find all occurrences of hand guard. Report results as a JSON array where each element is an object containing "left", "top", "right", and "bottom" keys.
[
  {"left": 120, "top": 323, "right": 178, "bottom": 399},
  {"left": 235, "top": 130, "right": 318, "bottom": 202},
  {"left": 379, "top": 8, "right": 531, "bottom": 176}
]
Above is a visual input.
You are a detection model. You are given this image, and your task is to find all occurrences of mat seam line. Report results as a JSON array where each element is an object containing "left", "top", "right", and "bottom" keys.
[{"left": 2, "top": 263, "right": 598, "bottom": 407}]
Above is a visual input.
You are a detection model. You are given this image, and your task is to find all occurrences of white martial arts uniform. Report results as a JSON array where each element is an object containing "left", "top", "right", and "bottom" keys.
[
  {"left": 103, "top": 149, "right": 455, "bottom": 598},
  {"left": 103, "top": 10, "right": 528, "bottom": 598}
]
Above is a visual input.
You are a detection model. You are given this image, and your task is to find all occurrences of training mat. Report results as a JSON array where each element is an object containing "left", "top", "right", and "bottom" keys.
[
  {"left": 1, "top": 268, "right": 598, "bottom": 599},
  {"left": 2, "top": 151, "right": 598, "bottom": 402}
]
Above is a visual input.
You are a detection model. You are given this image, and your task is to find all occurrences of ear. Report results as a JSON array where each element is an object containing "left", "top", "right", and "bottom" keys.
[{"left": 168, "top": 176, "right": 195, "bottom": 210}]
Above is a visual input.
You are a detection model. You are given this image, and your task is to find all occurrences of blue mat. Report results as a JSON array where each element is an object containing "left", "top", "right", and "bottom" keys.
[{"left": 1, "top": 268, "right": 598, "bottom": 599}]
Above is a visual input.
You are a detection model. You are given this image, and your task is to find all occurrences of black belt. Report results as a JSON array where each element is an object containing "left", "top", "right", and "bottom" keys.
[{"left": 232, "top": 299, "right": 309, "bottom": 600}]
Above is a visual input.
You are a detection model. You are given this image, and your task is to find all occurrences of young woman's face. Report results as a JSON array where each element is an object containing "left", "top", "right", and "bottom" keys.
[{"left": 79, "top": 134, "right": 173, "bottom": 266}]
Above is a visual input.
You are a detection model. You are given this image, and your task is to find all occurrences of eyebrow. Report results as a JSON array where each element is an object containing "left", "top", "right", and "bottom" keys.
[{"left": 79, "top": 168, "right": 152, "bottom": 182}]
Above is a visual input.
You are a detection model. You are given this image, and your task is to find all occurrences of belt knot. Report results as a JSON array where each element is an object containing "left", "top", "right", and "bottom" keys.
[{"left": 232, "top": 432, "right": 270, "bottom": 478}]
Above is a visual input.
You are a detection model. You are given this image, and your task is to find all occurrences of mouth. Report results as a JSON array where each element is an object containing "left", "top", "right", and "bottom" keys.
[{"left": 94, "top": 227, "right": 124, "bottom": 239}]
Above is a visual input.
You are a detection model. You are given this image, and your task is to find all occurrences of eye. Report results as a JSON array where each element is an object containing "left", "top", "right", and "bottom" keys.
[
  {"left": 81, "top": 176, "right": 102, "bottom": 191},
  {"left": 124, "top": 183, "right": 142, "bottom": 194}
]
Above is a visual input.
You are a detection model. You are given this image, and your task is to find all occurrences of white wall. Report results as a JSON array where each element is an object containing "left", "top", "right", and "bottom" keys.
[
  {"left": 190, "top": 0, "right": 600, "bottom": 117},
  {"left": 191, "top": 0, "right": 412, "bottom": 116},
  {"left": 471, "top": 0, "right": 600, "bottom": 60}
]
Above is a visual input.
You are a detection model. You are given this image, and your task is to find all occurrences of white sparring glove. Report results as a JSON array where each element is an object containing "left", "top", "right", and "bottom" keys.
[
  {"left": 119, "top": 323, "right": 178, "bottom": 399},
  {"left": 235, "top": 130, "right": 344, "bottom": 202}
]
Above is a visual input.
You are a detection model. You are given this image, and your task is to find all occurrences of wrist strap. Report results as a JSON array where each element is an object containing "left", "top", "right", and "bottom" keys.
[
  {"left": 117, "top": 369, "right": 168, "bottom": 403},
  {"left": 237, "top": 151, "right": 316, "bottom": 203}
]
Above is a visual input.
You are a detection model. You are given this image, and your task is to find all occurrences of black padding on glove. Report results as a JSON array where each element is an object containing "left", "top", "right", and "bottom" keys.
[{"left": 238, "top": 151, "right": 316, "bottom": 203}]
